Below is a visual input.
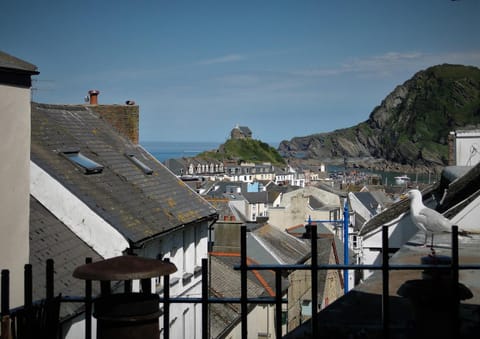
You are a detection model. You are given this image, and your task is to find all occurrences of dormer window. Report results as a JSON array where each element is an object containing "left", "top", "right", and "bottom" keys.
[
  {"left": 62, "top": 150, "right": 104, "bottom": 174},
  {"left": 125, "top": 153, "right": 153, "bottom": 175}
]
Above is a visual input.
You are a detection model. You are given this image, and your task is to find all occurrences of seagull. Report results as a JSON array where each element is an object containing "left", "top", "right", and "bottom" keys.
[{"left": 407, "top": 189, "right": 453, "bottom": 251}]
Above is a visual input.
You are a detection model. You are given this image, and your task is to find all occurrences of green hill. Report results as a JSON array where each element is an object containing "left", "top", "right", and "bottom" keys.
[
  {"left": 197, "top": 138, "right": 286, "bottom": 165},
  {"left": 279, "top": 64, "right": 480, "bottom": 169}
]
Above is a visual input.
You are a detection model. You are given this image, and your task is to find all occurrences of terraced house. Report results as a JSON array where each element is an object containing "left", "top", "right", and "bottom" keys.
[{"left": 1, "top": 73, "right": 218, "bottom": 337}]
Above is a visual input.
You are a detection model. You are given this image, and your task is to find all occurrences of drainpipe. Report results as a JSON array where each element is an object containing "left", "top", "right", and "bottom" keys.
[{"left": 343, "top": 199, "right": 349, "bottom": 294}]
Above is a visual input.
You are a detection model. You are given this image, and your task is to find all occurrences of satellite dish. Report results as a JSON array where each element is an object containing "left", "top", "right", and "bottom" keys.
[{"left": 84, "top": 96, "right": 89, "bottom": 103}]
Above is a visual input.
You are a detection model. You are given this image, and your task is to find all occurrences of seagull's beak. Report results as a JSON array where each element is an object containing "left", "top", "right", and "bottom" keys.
[{"left": 400, "top": 193, "right": 408, "bottom": 200}]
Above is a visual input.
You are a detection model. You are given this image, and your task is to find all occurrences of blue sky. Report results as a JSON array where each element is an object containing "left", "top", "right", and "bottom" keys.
[{"left": 2, "top": 1, "right": 480, "bottom": 144}]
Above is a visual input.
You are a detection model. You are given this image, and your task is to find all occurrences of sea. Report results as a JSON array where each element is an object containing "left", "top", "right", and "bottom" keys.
[{"left": 141, "top": 141, "right": 222, "bottom": 162}]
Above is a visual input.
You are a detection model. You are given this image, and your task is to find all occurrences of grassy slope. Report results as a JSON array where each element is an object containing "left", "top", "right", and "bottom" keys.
[{"left": 198, "top": 138, "right": 286, "bottom": 165}]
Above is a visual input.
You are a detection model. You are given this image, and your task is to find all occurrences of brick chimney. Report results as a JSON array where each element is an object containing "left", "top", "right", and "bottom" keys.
[
  {"left": 87, "top": 90, "right": 139, "bottom": 144},
  {"left": 88, "top": 90, "right": 100, "bottom": 105}
]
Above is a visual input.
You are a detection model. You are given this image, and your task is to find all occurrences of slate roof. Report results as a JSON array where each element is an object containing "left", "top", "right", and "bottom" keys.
[
  {"left": 206, "top": 181, "right": 243, "bottom": 198},
  {"left": 209, "top": 254, "right": 279, "bottom": 338},
  {"left": 286, "top": 223, "right": 334, "bottom": 237},
  {"left": 308, "top": 196, "right": 326, "bottom": 209},
  {"left": 31, "top": 103, "right": 217, "bottom": 245},
  {"left": 0, "top": 50, "right": 38, "bottom": 74},
  {"left": 352, "top": 192, "right": 379, "bottom": 216},
  {"left": 205, "top": 198, "right": 237, "bottom": 221},
  {"left": 29, "top": 196, "right": 102, "bottom": 320},
  {"left": 242, "top": 191, "right": 268, "bottom": 204},
  {"left": 162, "top": 158, "right": 186, "bottom": 176},
  {"left": 248, "top": 224, "right": 310, "bottom": 264}
]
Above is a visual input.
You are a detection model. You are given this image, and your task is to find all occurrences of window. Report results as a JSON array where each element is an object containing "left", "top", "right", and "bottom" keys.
[
  {"left": 301, "top": 300, "right": 312, "bottom": 316},
  {"left": 125, "top": 153, "right": 153, "bottom": 175},
  {"left": 62, "top": 151, "right": 104, "bottom": 174}
]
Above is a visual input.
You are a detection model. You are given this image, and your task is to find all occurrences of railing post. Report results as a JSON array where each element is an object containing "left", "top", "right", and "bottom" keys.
[
  {"left": 140, "top": 279, "right": 151, "bottom": 294},
  {"left": 100, "top": 281, "right": 111, "bottom": 296},
  {"left": 163, "top": 258, "right": 171, "bottom": 339},
  {"left": 24, "top": 264, "right": 32, "bottom": 307},
  {"left": 275, "top": 270, "right": 282, "bottom": 339},
  {"left": 124, "top": 280, "right": 132, "bottom": 293},
  {"left": 1, "top": 269, "right": 11, "bottom": 339},
  {"left": 201, "top": 258, "right": 208, "bottom": 339},
  {"left": 1, "top": 270, "right": 9, "bottom": 316},
  {"left": 240, "top": 225, "right": 248, "bottom": 339},
  {"left": 451, "top": 226, "right": 460, "bottom": 338},
  {"left": 382, "top": 226, "right": 390, "bottom": 339},
  {"left": 311, "top": 223, "right": 318, "bottom": 338},
  {"left": 85, "top": 257, "right": 92, "bottom": 339},
  {"left": 46, "top": 259, "right": 54, "bottom": 299}
]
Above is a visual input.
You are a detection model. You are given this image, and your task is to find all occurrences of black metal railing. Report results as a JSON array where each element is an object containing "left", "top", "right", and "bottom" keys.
[{"left": 1, "top": 224, "right": 480, "bottom": 339}]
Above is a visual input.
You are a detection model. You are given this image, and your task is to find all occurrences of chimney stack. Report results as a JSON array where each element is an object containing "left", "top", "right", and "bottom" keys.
[{"left": 88, "top": 90, "right": 100, "bottom": 105}]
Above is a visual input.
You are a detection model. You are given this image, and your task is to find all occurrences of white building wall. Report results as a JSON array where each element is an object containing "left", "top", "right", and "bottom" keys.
[
  {"left": 360, "top": 216, "right": 418, "bottom": 279},
  {"left": 30, "top": 162, "right": 129, "bottom": 258},
  {"left": 268, "top": 187, "right": 341, "bottom": 229},
  {"left": 453, "top": 130, "right": 480, "bottom": 166},
  {"left": 0, "top": 84, "right": 31, "bottom": 308},
  {"left": 450, "top": 194, "right": 480, "bottom": 233},
  {"left": 147, "top": 221, "right": 209, "bottom": 338},
  {"left": 348, "top": 192, "right": 374, "bottom": 222},
  {"left": 221, "top": 304, "right": 278, "bottom": 339}
]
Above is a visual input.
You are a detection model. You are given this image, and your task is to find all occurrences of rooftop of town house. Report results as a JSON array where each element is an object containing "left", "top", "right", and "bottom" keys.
[
  {"left": 209, "top": 252, "right": 288, "bottom": 338},
  {"left": 0, "top": 50, "right": 38, "bottom": 74},
  {"left": 31, "top": 102, "right": 217, "bottom": 245},
  {"left": 242, "top": 191, "right": 268, "bottom": 204},
  {"left": 247, "top": 223, "right": 311, "bottom": 265},
  {"left": 29, "top": 196, "right": 102, "bottom": 320}
]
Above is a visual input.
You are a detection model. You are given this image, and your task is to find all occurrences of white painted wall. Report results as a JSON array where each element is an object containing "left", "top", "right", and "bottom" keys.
[
  {"left": 269, "top": 187, "right": 341, "bottom": 229},
  {"left": 0, "top": 84, "right": 31, "bottom": 308},
  {"left": 141, "top": 221, "right": 209, "bottom": 338},
  {"left": 361, "top": 216, "right": 418, "bottom": 279},
  {"left": 349, "top": 192, "right": 374, "bottom": 222},
  {"left": 220, "top": 304, "right": 278, "bottom": 339},
  {"left": 453, "top": 130, "right": 480, "bottom": 166},
  {"left": 451, "top": 194, "right": 480, "bottom": 233},
  {"left": 30, "top": 161, "right": 129, "bottom": 258}
]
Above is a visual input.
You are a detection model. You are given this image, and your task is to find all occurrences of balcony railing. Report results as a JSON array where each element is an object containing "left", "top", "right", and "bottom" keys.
[{"left": 1, "top": 225, "right": 479, "bottom": 339}]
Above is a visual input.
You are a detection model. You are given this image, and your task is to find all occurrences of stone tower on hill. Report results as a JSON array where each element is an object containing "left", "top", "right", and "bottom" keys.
[{"left": 230, "top": 124, "right": 252, "bottom": 139}]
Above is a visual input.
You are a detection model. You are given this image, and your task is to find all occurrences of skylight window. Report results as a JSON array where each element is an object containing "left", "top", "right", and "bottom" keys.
[
  {"left": 62, "top": 151, "right": 104, "bottom": 174},
  {"left": 126, "top": 153, "right": 153, "bottom": 175}
]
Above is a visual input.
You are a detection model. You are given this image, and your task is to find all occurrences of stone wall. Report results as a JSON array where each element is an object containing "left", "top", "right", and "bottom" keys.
[{"left": 92, "top": 104, "right": 139, "bottom": 144}]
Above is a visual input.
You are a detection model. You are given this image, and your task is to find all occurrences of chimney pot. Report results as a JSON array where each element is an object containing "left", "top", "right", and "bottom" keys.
[{"left": 88, "top": 90, "right": 100, "bottom": 105}]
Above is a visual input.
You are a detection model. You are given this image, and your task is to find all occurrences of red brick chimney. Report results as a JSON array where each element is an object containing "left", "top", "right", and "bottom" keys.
[{"left": 88, "top": 90, "right": 100, "bottom": 105}]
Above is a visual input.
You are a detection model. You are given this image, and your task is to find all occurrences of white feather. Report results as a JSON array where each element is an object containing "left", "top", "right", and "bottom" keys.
[{"left": 407, "top": 189, "right": 452, "bottom": 245}]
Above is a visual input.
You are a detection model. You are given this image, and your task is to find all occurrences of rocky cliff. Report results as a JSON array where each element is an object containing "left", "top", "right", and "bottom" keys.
[{"left": 278, "top": 64, "right": 480, "bottom": 171}]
